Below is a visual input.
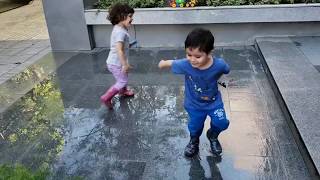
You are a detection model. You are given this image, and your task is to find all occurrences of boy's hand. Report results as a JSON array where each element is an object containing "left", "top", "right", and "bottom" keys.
[{"left": 158, "top": 60, "right": 173, "bottom": 69}]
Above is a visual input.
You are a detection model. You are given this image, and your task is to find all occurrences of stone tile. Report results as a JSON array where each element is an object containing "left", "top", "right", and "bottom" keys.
[
  {"left": 17, "top": 46, "right": 47, "bottom": 55},
  {"left": 226, "top": 70, "right": 260, "bottom": 94},
  {"left": 291, "top": 36, "right": 320, "bottom": 66},
  {"left": 0, "top": 55, "right": 33, "bottom": 64},
  {"left": 0, "top": 40, "right": 18, "bottom": 49},
  {"left": 222, "top": 112, "right": 271, "bottom": 156},
  {"left": 0, "top": 48, "right": 25, "bottom": 56},
  {"left": 229, "top": 92, "right": 266, "bottom": 112},
  {"left": 281, "top": 88, "right": 320, "bottom": 170},
  {"left": 0, "top": 64, "right": 16, "bottom": 75},
  {"left": 256, "top": 37, "right": 320, "bottom": 174},
  {"left": 278, "top": 143, "right": 311, "bottom": 180},
  {"left": 222, "top": 47, "right": 252, "bottom": 71}
]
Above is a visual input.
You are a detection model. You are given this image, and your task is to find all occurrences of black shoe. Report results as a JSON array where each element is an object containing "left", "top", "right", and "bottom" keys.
[
  {"left": 184, "top": 137, "right": 199, "bottom": 157},
  {"left": 207, "top": 130, "right": 222, "bottom": 155}
]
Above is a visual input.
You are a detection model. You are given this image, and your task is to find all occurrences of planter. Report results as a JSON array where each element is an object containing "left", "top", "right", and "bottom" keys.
[
  {"left": 42, "top": 1, "right": 320, "bottom": 50},
  {"left": 85, "top": 4, "right": 320, "bottom": 48}
]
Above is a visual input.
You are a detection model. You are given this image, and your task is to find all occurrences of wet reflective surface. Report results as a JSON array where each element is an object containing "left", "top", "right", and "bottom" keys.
[{"left": 0, "top": 47, "right": 311, "bottom": 179}]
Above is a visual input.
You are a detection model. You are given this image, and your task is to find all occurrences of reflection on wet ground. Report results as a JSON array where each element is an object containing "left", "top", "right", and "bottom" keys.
[{"left": 0, "top": 47, "right": 311, "bottom": 179}]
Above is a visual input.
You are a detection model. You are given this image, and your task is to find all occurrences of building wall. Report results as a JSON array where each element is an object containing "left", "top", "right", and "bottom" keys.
[{"left": 42, "top": 0, "right": 92, "bottom": 50}]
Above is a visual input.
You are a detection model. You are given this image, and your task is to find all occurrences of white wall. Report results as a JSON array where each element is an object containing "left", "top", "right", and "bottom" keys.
[{"left": 86, "top": 4, "right": 320, "bottom": 48}]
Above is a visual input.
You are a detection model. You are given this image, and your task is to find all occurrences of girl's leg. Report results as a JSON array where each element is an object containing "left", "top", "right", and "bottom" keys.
[
  {"left": 100, "top": 65, "right": 128, "bottom": 108},
  {"left": 108, "top": 65, "right": 128, "bottom": 90},
  {"left": 110, "top": 65, "right": 134, "bottom": 97}
]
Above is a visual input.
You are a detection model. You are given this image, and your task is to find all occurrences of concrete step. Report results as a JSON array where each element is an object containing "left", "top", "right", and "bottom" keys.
[{"left": 255, "top": 36, "right": 320, "bottom": 178}]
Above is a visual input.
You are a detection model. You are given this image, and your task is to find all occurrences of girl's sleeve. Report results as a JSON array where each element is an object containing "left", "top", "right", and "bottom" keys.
[
  {"left": 114, "top": 31, "right": 126, "bottom": 43},
  {"left": 171, "top": 59, "right": 187, "bottom": 74}
]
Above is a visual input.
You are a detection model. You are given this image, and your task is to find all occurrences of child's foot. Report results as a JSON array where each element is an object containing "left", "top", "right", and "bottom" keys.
[
  {"left": 119, "top": 88, "right": 134, "bottom": 97},
  {"left": 206, "top": 130, "right": 222, "bottom": 155},
  {"left": 100, "top": 87, "right": 119, "bottom": 109},
  {"left": 100, "top": 96, "right": 113, "bottom": 109},
  {"left": 184, "top": 137, "right": 199, "bottom": 158}
]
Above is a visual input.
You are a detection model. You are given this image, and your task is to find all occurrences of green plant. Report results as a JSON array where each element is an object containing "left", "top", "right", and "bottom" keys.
[
  {"left": 96, "top": 0, "right": 320, "bottom": 8},
  {"left": 96, "top": 0, "right": 166, "bottom": 9},
  {"left": 0, "top": 164, "right": 49, "bottom": 180}
]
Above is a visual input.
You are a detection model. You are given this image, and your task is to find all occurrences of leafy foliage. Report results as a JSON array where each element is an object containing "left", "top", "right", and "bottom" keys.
[
  {"left": 96, "top": 0, "right": 320, "bottom": 8},
  {"left": 96, "top": 0, "right": 166, "bottom": 9},
  {"left": 0, "top": 164, "right": 49, "bottom": 180}
]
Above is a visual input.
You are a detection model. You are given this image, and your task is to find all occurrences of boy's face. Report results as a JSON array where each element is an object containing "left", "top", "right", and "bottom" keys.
[
  {"left": 122, "top": 13, "right": 134, "bottom": 29},
  {"left": 186, "top": 47, "right": 212, "bottom": 69}
]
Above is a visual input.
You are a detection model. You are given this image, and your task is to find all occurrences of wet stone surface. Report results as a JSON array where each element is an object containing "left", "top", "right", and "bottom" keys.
[{"left": 0, "top": 47, "right": 311, "bottom": 179}]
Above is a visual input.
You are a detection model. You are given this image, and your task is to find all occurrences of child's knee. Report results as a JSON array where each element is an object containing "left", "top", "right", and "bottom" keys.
[
  {"left": 218, "top": 118, "right": 229, "bottom": 131},
  {"left": 114, "top": 81, "right": 127, "bottom": 89}
]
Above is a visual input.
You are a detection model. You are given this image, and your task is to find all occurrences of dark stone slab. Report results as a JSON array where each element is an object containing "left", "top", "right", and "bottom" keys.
[
  {"left": 291, "top": 36, "right": 320, "bottom": 66},
  {"left": 256, "top": 37, "right": 320, "bottom": 177}
]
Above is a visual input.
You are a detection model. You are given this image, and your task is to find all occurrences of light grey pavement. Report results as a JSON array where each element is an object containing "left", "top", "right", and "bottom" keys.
[
  {"left": 256, "top": 36, "right": 320, "bottom": 178},
  {"left": 0, "top": 0, "right": 51, "bottom": 85}
]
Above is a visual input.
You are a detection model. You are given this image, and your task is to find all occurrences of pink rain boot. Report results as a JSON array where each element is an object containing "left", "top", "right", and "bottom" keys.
[
  {"left": 119, "top": 86, "right": 134, "bottom": 97},
  {"left": 100, "top": 87, "right": 119, "bottom": 109}
]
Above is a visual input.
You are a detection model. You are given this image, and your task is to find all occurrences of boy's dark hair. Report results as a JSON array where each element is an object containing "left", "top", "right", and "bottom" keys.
[
  {"left": 107, "top": 3, "right": 134, "bottom": 25},
  {"left": 185, "top": 28, "right": 215, "bottom": 54}
]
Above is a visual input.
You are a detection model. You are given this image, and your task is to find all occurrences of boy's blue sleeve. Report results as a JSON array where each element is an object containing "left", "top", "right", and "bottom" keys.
[
  {"left": 171, "top": 59, "right": 187, "bottom": 74},
  {"left": 224, "top": 63, "right": 230, "bottom": 74}
]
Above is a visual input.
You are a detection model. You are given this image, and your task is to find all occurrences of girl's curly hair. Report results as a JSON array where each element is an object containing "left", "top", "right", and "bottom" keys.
[{"left": 107, "top": 3, "right": 134, "bottom": 25}]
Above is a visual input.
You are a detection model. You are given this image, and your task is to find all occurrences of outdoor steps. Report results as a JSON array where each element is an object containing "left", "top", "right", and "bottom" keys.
[{"left": 255, "top": 37, "right": 320, "bottom": 178}]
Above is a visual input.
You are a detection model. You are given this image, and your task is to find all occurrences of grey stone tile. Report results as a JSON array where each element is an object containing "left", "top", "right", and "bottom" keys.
[
  {"left": 256, "top": 37, "right": 320, "bottom": 174},
  {"left": 229, "top": 92, "right": 266, "bottom": 112},
  {"left": 291, "top": 36, "right": 320, "bottom": 66},
  {"left": 281, "top": 88, "right": 320, "bottom": 171},
  {"left": 278, "top": 143, "right": 311, "bottom": 180},
  {"left": 0, "top": 48, "right": 25, "bottom": 56},
  {"left": 17, "top": 46, "right": 47, "bottom": 55},
  {"left": 226, "top": 70, "right": 260, "bottom": 94},
  {"left": 223, "top": 112, "right": 271, "bottom": 156},
  {"left": 0, "top": 64, "right": 16, "bottom": 72},
  {"left": 0, "top": 55, "right": 33, "bottom": 65},
  {"left": 0, "top": 40, "right": 18, "bottom": 49}
]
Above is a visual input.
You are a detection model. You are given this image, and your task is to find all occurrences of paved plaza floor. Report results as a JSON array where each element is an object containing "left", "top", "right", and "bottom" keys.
[{"left": 0, "top": 47, "right": 311, "bottom": 179}]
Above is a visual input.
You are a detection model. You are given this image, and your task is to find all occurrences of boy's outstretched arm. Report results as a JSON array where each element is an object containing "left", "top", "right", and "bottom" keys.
[{"left": 158, "top": 60, "right": 173, "bottom": 69}]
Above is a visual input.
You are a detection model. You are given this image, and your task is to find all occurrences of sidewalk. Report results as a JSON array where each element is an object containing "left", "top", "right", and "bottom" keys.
[{"left": 0, "top": 0, "right": 50, "bottom": 85}]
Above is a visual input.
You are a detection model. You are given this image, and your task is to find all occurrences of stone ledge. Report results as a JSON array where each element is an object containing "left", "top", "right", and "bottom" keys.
[
  {"left": 255, "top": 36, "right": 320, "bottom": 178},
  {"left": 85, "top": 4, "right": 320, "bottom": 25}
]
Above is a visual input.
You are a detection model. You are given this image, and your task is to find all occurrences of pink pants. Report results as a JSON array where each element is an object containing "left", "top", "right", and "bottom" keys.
[{"left": 107, "top": 64, "right": 128, "bottom": 90}]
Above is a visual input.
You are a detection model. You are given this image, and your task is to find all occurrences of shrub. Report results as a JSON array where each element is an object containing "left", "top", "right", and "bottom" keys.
[
  {"left": 0, "top": 164, "right": 49, "bottom": 180},
  {"left": 96, "top": 0, "right": 320, "bottom": 8}
]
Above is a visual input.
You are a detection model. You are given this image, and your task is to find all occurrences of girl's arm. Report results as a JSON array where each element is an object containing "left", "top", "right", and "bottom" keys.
[
  {"left": 158, "top": 60, "right": 173, "bottom": 69},
  {"left": 115, "top": 42, "right": 131, "bottom": 72}
]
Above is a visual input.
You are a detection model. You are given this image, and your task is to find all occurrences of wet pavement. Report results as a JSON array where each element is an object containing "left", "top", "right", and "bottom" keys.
[
  {"left": 0, "top": 0, "right": 50, "bottom": 85},
  {"left": 0, "top": 46, "right": 312, "bottom": 179}
]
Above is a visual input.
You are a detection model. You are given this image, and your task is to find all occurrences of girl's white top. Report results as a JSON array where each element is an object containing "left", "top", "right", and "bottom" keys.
[{"left": 106, "top": 25, "right": 130, "bottom": 66}]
